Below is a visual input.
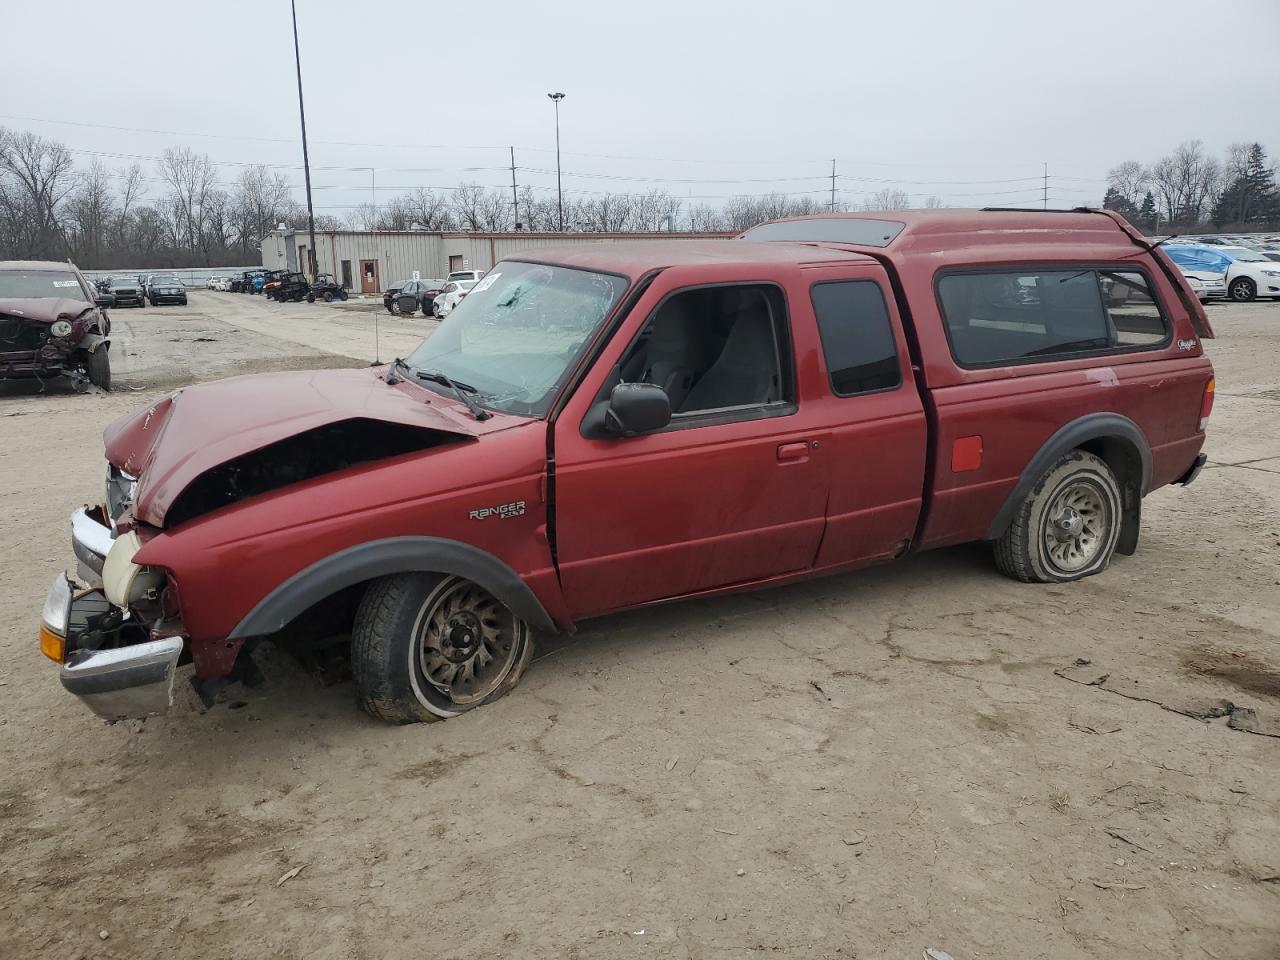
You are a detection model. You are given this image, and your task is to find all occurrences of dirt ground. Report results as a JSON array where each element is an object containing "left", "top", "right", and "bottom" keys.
[{"left": 1, "top": 291, "right": 1277, "bottom": 960}]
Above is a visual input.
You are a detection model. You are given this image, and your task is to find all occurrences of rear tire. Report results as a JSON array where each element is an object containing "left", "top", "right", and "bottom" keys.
[
  {"left": 85, "top": 347, "right": 111, "bottom": 391},
  {"left": 994, "top": 450, "right": 1121, "bottom": 583},
  {"left": 307, "top": 292, "right": 316, "bottom": 303},
  {"left": 1229, "top": 277, "right": 1256, "bottom": 302},
  {"left": 352, "top": 573, "right": 534, "bottom": 724}
]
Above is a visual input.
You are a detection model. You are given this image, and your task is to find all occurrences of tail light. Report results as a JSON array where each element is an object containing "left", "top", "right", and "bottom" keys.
[{"left": 1199, "top": 377, "right": 1215, "bottom": 430}]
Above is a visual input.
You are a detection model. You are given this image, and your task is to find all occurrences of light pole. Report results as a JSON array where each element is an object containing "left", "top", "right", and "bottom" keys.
[
  {"left": 291, "top": 0, "right": 317, "bottom": 281},
  {"left": 547, "top": 92, "right": 565, "bottom": 232}
]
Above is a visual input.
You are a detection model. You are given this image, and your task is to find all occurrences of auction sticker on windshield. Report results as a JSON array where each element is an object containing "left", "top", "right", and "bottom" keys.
[{"left": 471, "top": 272, "right": 500, "bottom": 294}]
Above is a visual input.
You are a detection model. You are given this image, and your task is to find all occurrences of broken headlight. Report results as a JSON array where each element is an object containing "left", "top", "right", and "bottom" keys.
[
  {"left": 105, "top": 463, "right": 137, "bottom": 530},
  {"left": 50, "top": 319, "right": 73, "bottom": 338}
]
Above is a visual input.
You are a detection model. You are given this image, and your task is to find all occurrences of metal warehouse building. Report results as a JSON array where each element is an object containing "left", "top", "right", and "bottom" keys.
[{"left": 260, "top": 229, "right": 732, "bottom": 293}]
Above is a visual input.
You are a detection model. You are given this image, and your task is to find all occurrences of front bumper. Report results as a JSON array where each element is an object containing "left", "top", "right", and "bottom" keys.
[
  {"left": 151, "top": 294, "right": 187, "bottom": 304},
  {"left": 60, "top": 635, "right": 184, "bottom": 721},
  {"left": 49, "top": 505, "right": 188, "bottom": 720}
]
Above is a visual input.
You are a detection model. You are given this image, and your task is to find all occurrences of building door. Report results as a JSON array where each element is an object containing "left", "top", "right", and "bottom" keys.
[
  {"left": 448, "top": 255, "right": 464, "bottom": 274},
  {"left": 340, "top": 260, "right": 353, "bottom": 290},
  {"left": 360, "top": 260, "right": 379, "bottom": 294}
]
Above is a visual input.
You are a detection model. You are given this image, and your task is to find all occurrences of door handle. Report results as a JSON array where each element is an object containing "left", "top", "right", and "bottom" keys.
[{"left": 777, "top": 441, "right": 810, "bottom": 463}]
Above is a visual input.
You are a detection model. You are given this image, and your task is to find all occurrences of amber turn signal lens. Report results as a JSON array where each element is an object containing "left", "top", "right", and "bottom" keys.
[
  {"left": 39, "top": 625, "right": 67, "bottom": 664},
  {"left": 1199, "top": 377, "right": 1216, "bottom": 430}
]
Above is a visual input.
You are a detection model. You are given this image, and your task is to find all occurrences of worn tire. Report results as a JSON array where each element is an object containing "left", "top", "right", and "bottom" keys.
[
  {"left": 993, "top": 450, "right": 1121, "bottom": 583},
  {"left": 323, "top": 291, "right": 335, "bottom": 302},
  {"left": 1229, "top": 277, "right": 1256, "bottom": 302},
  {"left": 352, "top": 573, "right": 534, "bottom": 724},
  {"left": 85, "top": 347, "right": 111, "bottom": 391},
  {"left": 306, "top": 292, "right": 316, "bottom": 303}
]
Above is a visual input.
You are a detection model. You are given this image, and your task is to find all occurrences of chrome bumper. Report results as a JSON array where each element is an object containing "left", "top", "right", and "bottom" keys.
[{"left": 60, "top": 636, "right": 184, "bottom": 721}]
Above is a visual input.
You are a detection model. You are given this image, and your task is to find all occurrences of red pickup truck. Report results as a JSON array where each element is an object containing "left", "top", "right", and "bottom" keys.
[{"left": 40, "top": 210, "right": 1215, "bottom": 724}]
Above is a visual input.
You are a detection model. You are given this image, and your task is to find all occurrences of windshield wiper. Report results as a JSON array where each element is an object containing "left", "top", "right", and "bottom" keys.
[{"left": 416, "top": 368, "right": 492, "bottom": 421}]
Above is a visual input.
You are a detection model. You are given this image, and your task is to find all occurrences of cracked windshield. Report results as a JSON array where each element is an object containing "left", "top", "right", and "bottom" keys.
[{"left": 405, "top": 260, "right": 627, "bottom": 417}]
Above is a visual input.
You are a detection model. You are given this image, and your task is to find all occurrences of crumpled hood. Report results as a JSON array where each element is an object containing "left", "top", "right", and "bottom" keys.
[
  {"left": 105, "top": 366, "right": 508, "bottom": 527},
  {"left": 0, "top": 297, "right": 94, "bottom": 323}
]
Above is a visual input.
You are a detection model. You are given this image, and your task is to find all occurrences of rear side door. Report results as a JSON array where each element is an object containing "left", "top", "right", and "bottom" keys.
[
  {"left": 552, "top": 264, "right": 829, "bottom": 619},
  {"left": 798, "top": 265, "right": 929, "bottom": 567}
]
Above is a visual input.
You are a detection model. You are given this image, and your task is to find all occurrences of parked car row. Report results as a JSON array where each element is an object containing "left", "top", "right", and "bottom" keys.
[
  {"left": 1166, "top": 243, "right": 1280, "bottom": 302},
  {"left": 92, "top": 273, "right": 189, "bottom": 307},
  {"left": 382, "top": 270, "right": 485, "bottom": 317}
]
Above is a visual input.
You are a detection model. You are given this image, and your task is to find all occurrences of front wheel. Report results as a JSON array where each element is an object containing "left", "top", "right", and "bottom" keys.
[
  {"left": 1229, "top": 277, "right": 1256, "bottom": 302},
  {"left": 993, "top": 450, "right": 1121, "bottom": 583},
  {"left": 85, "top": 347, "right": 111, "bottom": 391},
  {"left": 352, "top": 573, "right": 534, "bottom": 723},
  {"left": 307, "top": 292, "right": 316, "bottom": 303}
]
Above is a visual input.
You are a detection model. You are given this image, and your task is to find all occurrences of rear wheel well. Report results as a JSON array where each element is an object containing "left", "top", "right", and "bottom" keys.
[{"left": 1077, "top": 437, "right": 1142, "bottom": 555}]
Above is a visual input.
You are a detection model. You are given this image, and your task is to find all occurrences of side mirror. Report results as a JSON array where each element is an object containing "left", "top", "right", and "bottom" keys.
[
  {"left": 94, "top": 296, "right": 112, "bottom": 307},
  {"left": 604, "top": 382, "right": 671, "bottom": 437}
]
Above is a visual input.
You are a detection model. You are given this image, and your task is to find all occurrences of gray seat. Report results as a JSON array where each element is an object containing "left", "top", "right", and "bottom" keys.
[
  {"left": 642, "top": 300, "right": 702, "bottom": 410},
  {"left": 679, "top": 305, "right": 778, "bottom": 412}
]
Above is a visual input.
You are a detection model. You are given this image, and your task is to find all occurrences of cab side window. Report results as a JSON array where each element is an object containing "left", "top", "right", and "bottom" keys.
[
  {"left": 937, "top": 268, "right": 1171, "bottom": 367},
  {"left": 810, "top": 281, "right": 901, "bottom": 395},
  {"left": 618, "top": 284, "right": 791, "bottom": 419}
]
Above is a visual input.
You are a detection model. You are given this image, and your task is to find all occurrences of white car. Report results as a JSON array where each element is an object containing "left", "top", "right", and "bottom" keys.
[
  {"left": 432, "top": 279, "right": 477, "bottom": 318},
  {"left": 446, "top": 269, "right": 485, "bottom": 283},
  {"left": 1179, "top": 270, "right": 1226, "bottom": 301},
  {"left": 207, "top": 276, "right": 229, "bottom": 290},
  {"left": 1165, "top": 244, "right": 1280, "bottom": 303}
]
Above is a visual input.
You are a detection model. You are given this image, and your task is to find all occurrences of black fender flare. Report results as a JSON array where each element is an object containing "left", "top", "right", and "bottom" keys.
[
  {"left": 984, "top": 413, "right": 1152, "bottom": 547},
  {"left": 228, "top": 536, "right": 559, "bottom": 639}
]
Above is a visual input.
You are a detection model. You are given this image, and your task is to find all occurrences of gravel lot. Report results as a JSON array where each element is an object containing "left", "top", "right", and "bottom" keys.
[{"left": 1, "top": 291, "right": 1277, "bottom": 960}]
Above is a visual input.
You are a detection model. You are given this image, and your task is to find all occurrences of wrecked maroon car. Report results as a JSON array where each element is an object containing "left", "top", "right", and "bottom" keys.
[{"left": 0, "top": 261, "right": 112, "bottom": 390}]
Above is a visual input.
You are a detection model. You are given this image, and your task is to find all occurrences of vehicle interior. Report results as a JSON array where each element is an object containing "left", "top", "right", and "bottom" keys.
[{"left": 618, "top": 284, "right": 787, "bottom": 414}]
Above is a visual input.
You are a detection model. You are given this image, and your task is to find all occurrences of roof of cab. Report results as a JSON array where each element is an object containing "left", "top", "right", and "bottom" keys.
[
  {"left": 745, "top": 209, "right": 1135, "bottom": 248},
  {"left": 507, "top": 239, "right": 879, "bottom": 275},
  {"left": 509, "top": 210, "right": 1145, "bottom": 275},
  {"left": 0, "top": 260, "right": 80, "bottom": 272}
]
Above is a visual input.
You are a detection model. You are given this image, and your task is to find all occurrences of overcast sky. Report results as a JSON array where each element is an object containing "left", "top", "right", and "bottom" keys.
[{"left": 5, "top": 0, "right": 1279, "bottom": 215}]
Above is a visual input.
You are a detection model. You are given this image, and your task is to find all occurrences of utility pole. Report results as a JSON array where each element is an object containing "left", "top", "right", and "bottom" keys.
[
  {"left": 290, "top": 0, "right": 317, "bottom": 280},
  {"left": 829, "top": 159, "right": 837, "bottom": 212},
  {"left": 547, "top": 92, "right": 566, "bottom": 231},
  {"left": 510, "top": 146, "right": 520, "bottom": 230},
  {"left": 1042, "top": 162, "right": 1049, "bottom": 210}
]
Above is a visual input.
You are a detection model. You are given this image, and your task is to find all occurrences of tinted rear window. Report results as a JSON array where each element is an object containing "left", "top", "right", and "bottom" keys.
[
  {"left": 937, "top": 268, "right": 1170, "bottom": 367},
  {"left": 810, "top": 281, "right": 901, "bottom": 395}
]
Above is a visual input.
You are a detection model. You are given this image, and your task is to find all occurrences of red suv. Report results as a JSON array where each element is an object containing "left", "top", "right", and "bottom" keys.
[{"left": 40, "top": 210, "right": 1215, "bottom": 724}]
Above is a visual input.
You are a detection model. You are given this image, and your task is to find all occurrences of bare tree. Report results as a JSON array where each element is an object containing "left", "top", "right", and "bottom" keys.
[
  {"left": 66, "top": 161, "right": 116, "bottom": 262},
  {"left": 476, "top": 189, "right": 511, "bottom": 231},
  {"left": 863, "top": 188, "right": 911, "bottom": 211},
  {"left": 923, "top": 195, "right": 945, "bottom": 209},
  {"left": 0, "top": 128, "right": 76, "bottom": 258},
  {"left": 1106, "top": 160, "right": 1149, "bottom": 208},
  {"left": 346, "top": 203, "right": 382, "bottom": 231},
  {"left": 1149, "top": 140, "right": 1220, "bottom": 227},
  {"left": 404, "top": 187, "right": 452, "bottom": 230},
  {"left": 156, "top": 147, "right": 217, "bottom": 261},
  {"left": 631, "top": 190, "right": 682, "bottom": 231},
  {"left": 450, "top": 183, "right": 487, "bottom": 231},
  {"left": 686, "top": 202, "right": 727, "bottom": 232},
  {"left": 581, "top": 193, "right": 633, "bottom": 232}
]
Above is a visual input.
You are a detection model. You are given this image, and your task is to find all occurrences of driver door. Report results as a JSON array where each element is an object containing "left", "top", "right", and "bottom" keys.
[{"left": 552, "top": 265, "right": 829, "bottom": 620}]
